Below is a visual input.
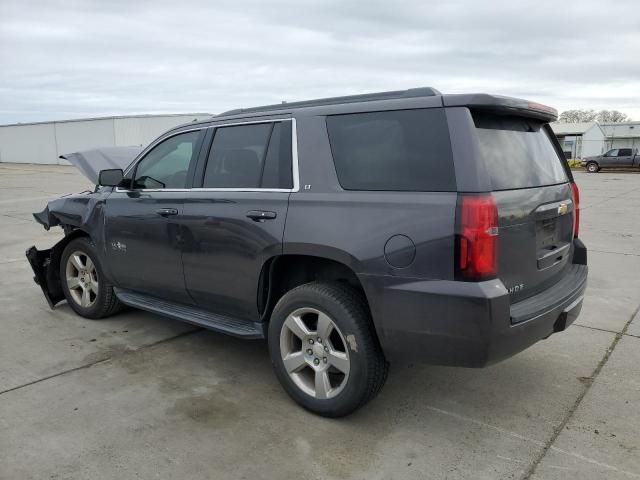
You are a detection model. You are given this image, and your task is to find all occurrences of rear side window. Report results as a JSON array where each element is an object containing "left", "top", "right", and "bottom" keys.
[
  {"left": 326, "top": 109, "right": 456, "bottom": 191},
  {"left": 262, "top": 122, "right": 293, "bottom": 189},
  {"left": 472, "top": 112, "right": 568, "bottom": 190},
  {"left": 203, "top": 122, "right": 292, "bottom": 189}
]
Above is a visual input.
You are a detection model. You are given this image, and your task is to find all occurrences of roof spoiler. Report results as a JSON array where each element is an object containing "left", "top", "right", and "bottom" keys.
[{"left": 443, "top": 94, "right": 558, "bottom": 122}]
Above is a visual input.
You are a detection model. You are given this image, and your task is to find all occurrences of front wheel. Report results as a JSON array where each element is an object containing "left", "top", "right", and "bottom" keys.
[
  {"left": 586, "top": 162, "right": 599, "bottom": 173},
  {"left": 60, "top": 237, "right": 122, "bottom": 319},
  {"left": 268, "top": 282, "right": 388, "bottom": 417}
]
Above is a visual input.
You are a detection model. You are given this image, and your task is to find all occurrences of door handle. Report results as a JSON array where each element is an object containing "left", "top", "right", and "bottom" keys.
[
  {"left": 246, "top": 210, "right": 277, "bottom": 221},
  {"left": 156, "top": 207, "right": 179, "bottom": 217}
]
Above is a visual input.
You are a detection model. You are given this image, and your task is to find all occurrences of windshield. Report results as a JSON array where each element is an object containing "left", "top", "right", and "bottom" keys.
[{"left": 472, "top": 112, "right": 568, "bottom": 190}]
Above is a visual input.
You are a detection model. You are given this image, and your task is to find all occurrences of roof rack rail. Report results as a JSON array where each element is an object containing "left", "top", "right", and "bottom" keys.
[{"left": 218, "top": 87, "right": 441, "bottom": 117}]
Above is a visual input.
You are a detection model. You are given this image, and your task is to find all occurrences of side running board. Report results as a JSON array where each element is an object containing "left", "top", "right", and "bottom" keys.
[{"left": 114, "top": 288, "right": 265, "bottom": 339}]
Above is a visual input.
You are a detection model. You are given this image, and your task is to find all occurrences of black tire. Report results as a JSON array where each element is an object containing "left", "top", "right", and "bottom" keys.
[
  {"left": 586, "top": 162, "right": 599, "bottom": 173},
  {"left": 59, "top": 237, "right": 122, "bottom": 319},
  {"left": 268, "top": 281, "right": 388, "bottom": 417}
]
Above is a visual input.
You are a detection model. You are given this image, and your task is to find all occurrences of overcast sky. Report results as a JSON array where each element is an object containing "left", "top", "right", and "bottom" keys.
[{"left": 1, "top": 0, "right": 639, "bottom": 124}]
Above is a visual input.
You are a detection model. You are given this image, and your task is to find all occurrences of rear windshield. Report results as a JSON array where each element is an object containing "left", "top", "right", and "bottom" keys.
[
  {"left": 326, "top": 108, "right": 456, "bottom": 191},
  {"left": 472, "top": 112, "right": 568, "bottom": 190}
]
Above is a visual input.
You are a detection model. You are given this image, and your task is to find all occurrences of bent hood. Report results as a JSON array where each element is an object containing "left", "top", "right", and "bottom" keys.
[{"left": 60, "top": 146, "right": 143, "bottom": 184}]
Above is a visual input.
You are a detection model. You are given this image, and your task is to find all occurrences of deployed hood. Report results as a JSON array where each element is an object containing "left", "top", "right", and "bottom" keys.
[{"left": 60, "top": 146, "right": 143, "bottom": 184}]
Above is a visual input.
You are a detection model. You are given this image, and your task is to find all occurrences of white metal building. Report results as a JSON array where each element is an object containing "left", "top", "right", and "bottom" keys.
[
  {"left": 600, "top": 122, "right": 640, "bottom": 151},
  {"left": 0, "top": 113, "right": 211, "bottom": 165},
  {"left": 550, "top": 122, "right": 606, "bottom": 159}
]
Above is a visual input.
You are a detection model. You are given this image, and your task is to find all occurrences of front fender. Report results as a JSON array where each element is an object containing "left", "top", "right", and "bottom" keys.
[
  {"left": 28, "top": 189, "right": 111, "bottom": 307},
  {"left": 33, "top": 191, "right": 104, "bottom": 231}
]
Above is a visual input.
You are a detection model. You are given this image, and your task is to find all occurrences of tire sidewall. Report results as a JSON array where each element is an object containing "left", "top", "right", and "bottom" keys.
[
  {"left": 587, "top": 162, "right": 598, "bottom": 173},
  {"left": 60, "top": 237, "right": 109, "bottom": 319},
  {"left": 268, "top": 285, "right": 374, "bottom": 416}
]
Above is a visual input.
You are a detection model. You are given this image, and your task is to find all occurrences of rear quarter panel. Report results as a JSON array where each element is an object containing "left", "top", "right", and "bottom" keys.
[{"left": 284, "top": 114, "right": 457, "bottom": 279}]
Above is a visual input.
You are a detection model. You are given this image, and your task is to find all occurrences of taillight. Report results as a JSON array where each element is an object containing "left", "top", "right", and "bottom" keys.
[
  {"left": 456, "top": 194, "right": 499, "bottom": 281},
  {"left": 571, "top": 182, "right": 580, "bottom": 238}
]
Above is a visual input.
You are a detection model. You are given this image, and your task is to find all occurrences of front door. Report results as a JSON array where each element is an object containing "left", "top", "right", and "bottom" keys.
[
  {"left": 600, "top": 148, "right": 619, "bottom": 167},
  {"left": 104, "top": 129, "right": 205, "bottom": 304},
  {"left": 182, "top": 120, "right": 294, "bottom": 320}
]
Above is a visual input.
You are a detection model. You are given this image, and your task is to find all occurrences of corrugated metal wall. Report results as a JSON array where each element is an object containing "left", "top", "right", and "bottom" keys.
[{"left": 0, "top": 114, "right": 210, "bottom": 165}]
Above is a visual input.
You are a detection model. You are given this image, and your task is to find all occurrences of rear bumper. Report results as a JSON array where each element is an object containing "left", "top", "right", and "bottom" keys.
[{"left": 364, "top": 248, "right": 588, "bottom": 367}]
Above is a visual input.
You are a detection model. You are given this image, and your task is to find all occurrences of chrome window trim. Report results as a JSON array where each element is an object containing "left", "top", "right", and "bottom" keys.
[{"left": 117, "top": 118, "right": 299, "bottom": 193}]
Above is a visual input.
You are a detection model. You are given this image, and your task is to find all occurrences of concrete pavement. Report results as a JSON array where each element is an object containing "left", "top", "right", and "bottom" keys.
[{"left": 0, "top": 164, "right": 638, "bottom": 479}]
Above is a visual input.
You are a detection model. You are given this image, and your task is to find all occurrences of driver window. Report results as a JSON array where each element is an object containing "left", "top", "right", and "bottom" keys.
[
  {"left": 605, "top": 149, "right": 618, "bottom": 157},
  {"left": 133, "top": 131, "right": 201, "bottom": 189}
]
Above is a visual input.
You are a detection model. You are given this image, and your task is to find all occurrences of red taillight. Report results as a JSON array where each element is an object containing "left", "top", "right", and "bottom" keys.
[
  {"left": 456, "top": 195, "right": 499, "bottom": 280},
  {"left": 571, "top": 182, "right": 580, "bottom": 238}
]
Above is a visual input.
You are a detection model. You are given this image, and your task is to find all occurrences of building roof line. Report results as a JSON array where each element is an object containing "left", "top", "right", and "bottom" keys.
[{"left": 0, "top": 113, "right": 213, "bottom": 128}]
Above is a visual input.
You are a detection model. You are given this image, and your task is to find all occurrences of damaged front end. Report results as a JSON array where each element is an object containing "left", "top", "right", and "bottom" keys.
[
  {"left": 26, "top": 245, "right": 65, "bottom": 308},
  {"left": 26, "top": 191, "right": 107, "bottom": 309}
]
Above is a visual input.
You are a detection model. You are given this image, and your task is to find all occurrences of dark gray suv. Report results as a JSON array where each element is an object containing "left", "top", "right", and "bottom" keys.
[{"left": 27, "top": 88, "right": 588, "bottom": 417}]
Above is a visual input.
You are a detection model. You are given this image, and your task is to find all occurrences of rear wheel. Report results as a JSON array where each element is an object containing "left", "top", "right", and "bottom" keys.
[
  {"left": 586, "top": 162, "right": 599, "bottom": 173},
  {"left": 268, "top": 281, "right": 388, "bottom": 417},
  {"left": 60, "top": 237, "right": 122, "bottom": 319}
]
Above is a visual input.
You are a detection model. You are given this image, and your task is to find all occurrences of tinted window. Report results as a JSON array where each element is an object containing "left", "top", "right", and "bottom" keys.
[
  {"left": 262, "top": 122, "right": 293, "bottom": 189},
  {"left": 472, "top": 112, "right": 568, "bottom": 190},
  {"left": 605, "top": 149, "right": 619, "bottom": 157},
  {"left": 618, "top": 148, "right": 632, "bottom": 156},
  {"left": 326, "top": 109, "right": 456, "bottom": 191},
  {"left": 133, "top": 131, "right": 201, "bottom": 189},
  {"left": 203, "top": 122, "right": 292, "bottom": 189}
]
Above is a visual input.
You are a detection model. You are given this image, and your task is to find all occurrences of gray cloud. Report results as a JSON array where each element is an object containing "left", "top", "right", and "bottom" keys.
[{"left": 1, "top": 0, "right": 639, "bottom": 123}]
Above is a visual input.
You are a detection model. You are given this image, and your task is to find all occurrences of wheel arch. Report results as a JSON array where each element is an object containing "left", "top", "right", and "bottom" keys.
[
  {"left": 30, "top": 227, "right": 93, "bottom": 307},
  {"left": 257, "top": 252, "right": 378, "bottom": 334}
]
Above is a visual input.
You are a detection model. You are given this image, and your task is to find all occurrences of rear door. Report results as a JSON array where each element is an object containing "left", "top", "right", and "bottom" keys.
[
  {"left": 471, "top": 111, "right": 575, "bottom": 303},
  {"left": 181, "top": 120, "right": 294, "bottom": 321},
  {"left": 616, "top": 148, "right": 634, "bottom": 167}
]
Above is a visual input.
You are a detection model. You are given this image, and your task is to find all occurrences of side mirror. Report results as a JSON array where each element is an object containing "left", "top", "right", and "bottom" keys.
[{"left": 98, "top": 169, "right": 124, "bottom": 187}]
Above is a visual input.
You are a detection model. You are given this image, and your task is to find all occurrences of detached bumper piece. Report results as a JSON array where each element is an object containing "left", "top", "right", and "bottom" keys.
[{"left": 25, "top": 246, "right": 65, "bottom": 308}]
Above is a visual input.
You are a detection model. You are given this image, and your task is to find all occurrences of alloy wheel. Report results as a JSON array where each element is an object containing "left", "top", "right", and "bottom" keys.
[
  {"left": 65, "top": 251, "right": 99, "bottom": 308},
  {"left": 279, "top": 307, "right": 351, "bottom": 399}
]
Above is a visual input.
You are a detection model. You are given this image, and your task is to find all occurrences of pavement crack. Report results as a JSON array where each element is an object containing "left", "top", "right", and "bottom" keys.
[
  {"left": 589, "top": 249, "right": 640, "bottom": 257},
  {"left": 0, "top": 328, "right": 202, "bottom": 397},
  {"left": 520, "top": 302, "right": 640, "bottom": 480},
  {"left": 574, "top": 324, "right": 620, "bottom": 335}
]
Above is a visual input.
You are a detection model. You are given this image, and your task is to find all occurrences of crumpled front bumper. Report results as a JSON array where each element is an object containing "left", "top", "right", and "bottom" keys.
[{"left": 25, "top": 245, "right": 65, "bottom": 308}]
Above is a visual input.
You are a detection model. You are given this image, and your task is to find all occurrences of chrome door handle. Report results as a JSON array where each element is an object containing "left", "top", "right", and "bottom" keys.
[{"left": 156, "top": 208, "right": 178, "bottom": 216}]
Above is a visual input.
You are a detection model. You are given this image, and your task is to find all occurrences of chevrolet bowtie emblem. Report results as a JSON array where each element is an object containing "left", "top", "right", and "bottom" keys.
[{"left": 558, "top": 203, "right": 568, "bottom": 215}]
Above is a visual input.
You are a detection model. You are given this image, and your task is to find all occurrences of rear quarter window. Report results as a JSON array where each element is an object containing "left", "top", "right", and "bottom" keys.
[
  {"left": 326, "top": 108, "right": 456, "bottom": 191},
  {"left": 472, "top": 112, "right": 568, "bottom": 190}
]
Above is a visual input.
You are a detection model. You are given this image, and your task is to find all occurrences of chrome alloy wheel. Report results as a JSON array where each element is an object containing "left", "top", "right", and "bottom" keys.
[
  {"left": 65, "top": 251, "right": 99, "bottom": 308},
  {"left": 279, "top": 307, "right": 351, "bottom": 399}
]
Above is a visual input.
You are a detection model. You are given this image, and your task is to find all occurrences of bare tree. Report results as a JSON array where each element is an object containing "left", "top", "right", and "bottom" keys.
[
  {"left": 558, "top": 109, "right": 632, "bottom": 123},
  {"left": 596, "top": 110, "right": 630, "bottom": 123},
  {"left": 558, "top": 109, "right": 597, "bottom": 123}
]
